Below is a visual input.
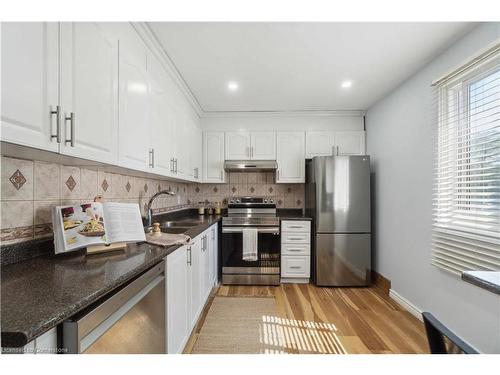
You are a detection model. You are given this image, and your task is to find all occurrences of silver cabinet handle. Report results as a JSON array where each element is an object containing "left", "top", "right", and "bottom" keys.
[
  {"left": 277, "top": 169, "right": 280, "bottom": 181},
  {"left": 175, "top": 159, "right": 178, "bottom": 173},
  {"left": 288, "top": 249, "right": 302, "bottom": 252},
  {"left": 220, "top": 170, "right": 223, "bottom": 181},
  {"left": 289, "top": 237, "right": 303, "bottom": 240},
  {"left": 65, "top": 112, "right": 75, "bottom": 147},
  {"left": 171, "top": 158, "right": 174, "bottom": 173},
  {"left": 187, "top": 247, "right": 192, "bottom": 266},
  {"left": 50, "top": 105, "right": 61, "bottom": 143},
  {"left": 336, "top": 146, "right": 339, "bottom": 156},
  {"left": 289, "top": 225, "right": 303, "bottom": 229},
  {"left": 152, "top": 149, "right": 155, "bottom": 168},
  {"left": 290, "top": 266, "right": 301, "bottom": 269},
  {"left": 149, "top": 149, "right": 155, "bottom": 168}
]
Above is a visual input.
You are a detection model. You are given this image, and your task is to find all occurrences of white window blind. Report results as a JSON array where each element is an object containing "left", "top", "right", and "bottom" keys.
[{"left": 432, "top": 44, "right": 500, "bottom": 275}]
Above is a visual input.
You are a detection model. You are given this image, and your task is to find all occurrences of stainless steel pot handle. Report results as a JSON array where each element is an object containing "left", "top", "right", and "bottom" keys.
[{"left": 222, "top": 227, "right": 280, "bottom": 234}]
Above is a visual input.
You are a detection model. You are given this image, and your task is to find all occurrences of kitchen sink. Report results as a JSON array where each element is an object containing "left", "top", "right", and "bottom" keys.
[
  {"left": 161, "top": 227, "right": 190, "bottom": 234},
  {"left": 161, "top": 221, "right": 202, "bottom": 228}
]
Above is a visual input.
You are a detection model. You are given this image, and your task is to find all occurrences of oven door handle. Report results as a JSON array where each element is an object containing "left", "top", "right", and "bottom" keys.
[{"left": 222, "top": 227, "right": 280, "bottom": 234}]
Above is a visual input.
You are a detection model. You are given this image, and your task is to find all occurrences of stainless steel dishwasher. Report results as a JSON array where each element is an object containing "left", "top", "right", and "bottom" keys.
[{"left": 62, "top": 262, "right": 165, "bottom": 354}]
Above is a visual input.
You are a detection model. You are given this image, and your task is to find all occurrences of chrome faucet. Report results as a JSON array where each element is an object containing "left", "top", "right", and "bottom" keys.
[{"left": 145, "top": 189, "right": 176, "bottom": 228}]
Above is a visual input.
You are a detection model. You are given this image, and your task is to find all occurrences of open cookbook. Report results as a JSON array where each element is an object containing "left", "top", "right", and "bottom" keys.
[{"left": 52, "top": 202, "right": 146, "bottom": 254}]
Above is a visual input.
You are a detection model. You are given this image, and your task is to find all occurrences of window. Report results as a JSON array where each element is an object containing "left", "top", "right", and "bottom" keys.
[{"left": 432, "top": 45, "right": 500, "bottom": 275}]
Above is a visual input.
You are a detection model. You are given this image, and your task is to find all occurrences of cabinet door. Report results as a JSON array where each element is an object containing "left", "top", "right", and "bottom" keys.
[
  {"left": 192, "top": 126, "right": 203, "bottom": 181},
  {"left": 209, "top": 224, "right": 218, "bottom": 286},
  {"left": 1, "top": 22, "right": 59, "bottom": 152},
  {"left": 117, "top": 34, "right": 150, "bottom": 171},
  {"left": 201, "top": 233, "right": 211, "bottom": 301},
  {"left": 276, "top": 132, "right": 305, "bottom": 183},
  {"left": 305, "top": 131, "right": 335, "bottom": 158},
  {"left": 166, "top": 247, "right": 189, "bottom": 354},
  {"left": 148, "top": 54, "right": 173, "bottom": 176},
  {"left": 251, "top": 132, "right": 276, "bottom": 160},
  {"left": 225, "top": 132, "right": 251, "bottom": 160},
  {"left": 203, "top": 132, "right": 225, "bottom": 183},
  {"left": 188, "top": 239, "right": 202, "bottom": 329},
  {"left": 59, "top": 23, "right": 118, "bottom": 164},
  {"left": 334, "top": 131, "right": 366, "bottom": 155}
]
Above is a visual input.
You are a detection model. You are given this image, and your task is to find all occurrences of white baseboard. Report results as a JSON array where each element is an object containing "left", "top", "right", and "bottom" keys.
[{"left": 389, "top": 289, "right": 423, "bottom": 322}]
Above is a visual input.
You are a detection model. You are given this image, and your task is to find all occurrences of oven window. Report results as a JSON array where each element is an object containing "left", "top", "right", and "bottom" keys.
[{"left": 222, "top": 231, "right": 280, "bottom": 269}]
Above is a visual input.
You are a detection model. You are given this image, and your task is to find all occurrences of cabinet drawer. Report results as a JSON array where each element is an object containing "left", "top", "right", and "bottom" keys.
[
  {"left": 281, "top": 221, "right": 311, "bottom": 232},
  {"left": 281, "top": 232, "right": 310, "bottom": 244},
  {"left": 281, "top": 243, "right": 310, "bottom": 256},
  {"left": 281, "top": 256, "right": 310, "bottom": 278}
]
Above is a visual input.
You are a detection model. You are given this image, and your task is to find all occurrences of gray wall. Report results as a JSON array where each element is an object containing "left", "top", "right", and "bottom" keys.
[{"left": 366, "top": 23, "right": 500, "bottom": 353}]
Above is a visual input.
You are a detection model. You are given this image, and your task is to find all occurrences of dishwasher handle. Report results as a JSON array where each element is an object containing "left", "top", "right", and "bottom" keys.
[{"left": 63, "top": 262, "right": 165, "bottom": 353}]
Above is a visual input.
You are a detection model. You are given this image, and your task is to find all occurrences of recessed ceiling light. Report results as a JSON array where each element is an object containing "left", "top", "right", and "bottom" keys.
[
  {"left": 227, "top": 81, "right": 239, "bottom": 91},
  {"left": 341, "top": 80, "right": 352, "bottom": 89}
]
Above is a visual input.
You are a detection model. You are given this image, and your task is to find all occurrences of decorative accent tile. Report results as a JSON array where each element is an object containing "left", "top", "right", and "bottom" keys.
[
  {"left": 34, "top": 223, "right": 53, "bottom": 239},
  {"left": 213, "top": 187, "right": 218, "bottom": 193},
  {"left": 249, "top": 186, "right": 255, "bottom": 193},
  {"left": 61, "top": 166, "right": 81, "bottom": 198},
  {"left": 65, "top": 175, "right": 76, "bottom": 191},
  {"left": 195, "top": 186, "right": 200, "bottom": 193},
  {"left": 97, "top": 171, "right": 113, "bottom": 198},
  {"left": 268, "top": 186, "right": 274, "bottom": 194},
  {"left": 144, "top": 183, "right": 148, "bottom": 193},
  {"left": 9, "top": 170, "right": 26, "bottom": 190},
  {"left": 125, "top": 181, "right": 131, "bottom": 192},
  {"left": 101, "top": 179, "right": 109, "bottom": 192},
  {"left": 2, "top": 157, "right": 34, "bottom": 200},
  {"left": 1, "top": 226, "right": 34, "bottom": 244}
]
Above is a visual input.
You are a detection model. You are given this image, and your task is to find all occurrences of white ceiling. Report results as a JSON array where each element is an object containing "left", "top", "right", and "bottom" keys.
[{"left": 149, "top": 22, "right": 475, "bottom": 113}]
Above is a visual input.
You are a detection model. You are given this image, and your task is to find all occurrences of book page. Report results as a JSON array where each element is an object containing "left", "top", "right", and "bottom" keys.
[
  {"left": 103, "top": 202, "right": 146, "bottom": 243},
  {"left": 54, "top": 202, "right": 107, "bottom": 253}
]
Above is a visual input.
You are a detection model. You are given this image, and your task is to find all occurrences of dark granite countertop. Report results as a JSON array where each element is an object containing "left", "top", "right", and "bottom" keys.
[
  {"left": 277, "top": 209, "right": 312, "bottom": 221},
  {"left": 462, "top": 271, "right": 500, "bottom": 295},
  {"left": 1, "top": 212, "right": 222, "bottom": 348}
]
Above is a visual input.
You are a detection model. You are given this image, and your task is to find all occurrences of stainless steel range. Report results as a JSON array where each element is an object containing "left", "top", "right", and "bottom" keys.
[{"left": 222, "top": 197, "right": 280, "bottom": 285}]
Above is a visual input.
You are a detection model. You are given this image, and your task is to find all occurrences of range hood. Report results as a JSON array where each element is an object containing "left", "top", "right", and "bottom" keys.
[{"left": 224, "top": 160, "right": 278, "bottom": 172}]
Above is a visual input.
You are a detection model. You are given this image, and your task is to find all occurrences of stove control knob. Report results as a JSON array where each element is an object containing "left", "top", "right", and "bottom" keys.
[
  {"left": 269, "top": 199, "right": 274, "bottom": 204},
  {"left": 236, "top": 198, "right": 240, "bottom": 203},
  {"left": 264, "top": 199, "right": 268, "bottom": 203},
  {"left": 229, "top": 199, "right": 234, "bottom": 204}
]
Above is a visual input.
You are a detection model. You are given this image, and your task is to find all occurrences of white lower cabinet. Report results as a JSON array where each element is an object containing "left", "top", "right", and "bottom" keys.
[
  {"left": 166, "top": 224, "right": 218, "bottom": 354},
  {"left": 20, "top": 327, "right": 58, "bottom": 354},
  {"left": 281, "top": 220, "right": 311, "bottom": 282},
  {"left": 166, "top": 245, "right": 189, "bottom": 354}
]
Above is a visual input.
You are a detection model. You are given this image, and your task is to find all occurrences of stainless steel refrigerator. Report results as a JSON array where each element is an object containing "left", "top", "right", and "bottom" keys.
[{"left": 305, "top": 155, "right": 371, "bottom": 286}]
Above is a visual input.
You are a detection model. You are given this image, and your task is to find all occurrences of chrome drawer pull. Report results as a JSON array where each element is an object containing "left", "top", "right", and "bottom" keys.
[
  {"left": 290, "top": 266, "right": 301, "bottom": 269},
  {"left": 50, "top": 105, "right": 61, "bottom": 143}
]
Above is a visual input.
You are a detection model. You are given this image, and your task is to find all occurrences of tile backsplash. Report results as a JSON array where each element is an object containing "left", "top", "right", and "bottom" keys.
[{"left": 1, "top": 156, "right": 304, "bottom": 245}]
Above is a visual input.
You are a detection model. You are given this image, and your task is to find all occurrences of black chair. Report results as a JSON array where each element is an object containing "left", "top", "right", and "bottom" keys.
[{"left": 422, "top": 312, "right": 479, "bottom": 354}]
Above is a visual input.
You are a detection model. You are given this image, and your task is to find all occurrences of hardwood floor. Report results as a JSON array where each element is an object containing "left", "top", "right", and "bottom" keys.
[{"left": 185, "top": 283, "right": 429, "bottom": 354}]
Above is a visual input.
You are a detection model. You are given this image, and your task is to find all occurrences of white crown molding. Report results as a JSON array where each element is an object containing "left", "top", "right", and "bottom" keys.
[
  {"left": 131, "top": 22, "right": 366, "bottom": 120},
  {"left": 132, "top": 22, "right": 204, "bottom": 117},
  {"left": 201, "top": 110, "right": 366, "bottom": 118}
]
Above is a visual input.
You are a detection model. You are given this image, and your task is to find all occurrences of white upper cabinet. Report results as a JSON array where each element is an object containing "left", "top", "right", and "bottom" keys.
[
  {"left": 334, "top": 131, "right": 366, "bottom": 155},
  {"left": 250, "top": 131, "right": 276, "bottom": 160},
  {"left": 59, "top": 23, "right": 119, "bottom": 164},
  {"left": 118, "top": 32, "right": 151, "bottom": 171},
  {"left": 1, "top": 22, "right": 60, "bottom": 152},
  {"left": 276, "top": 132, "right": 305, "bottom": 183},
  {"left": 306, "top": 131, "right": 335, "bottom": 158},
  {"left": 203, "top": 132, "right": 225, "bottom": 183},
  {"left": 306, "top": 130, "right": 366, "bottom": 157},
  {"left": 225, "top": 132, "right": 251, "bottom": 160},
  {"left": 225, "top": 131, "right": 276, "bottom": 160},
  {"left": 148, "top": 52, "right": 178, "bottom": 177}
]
